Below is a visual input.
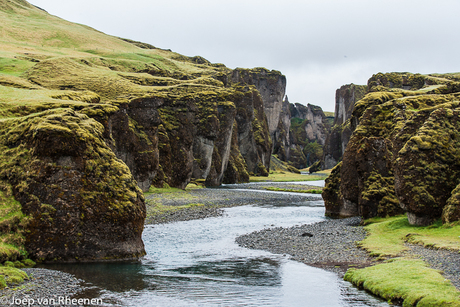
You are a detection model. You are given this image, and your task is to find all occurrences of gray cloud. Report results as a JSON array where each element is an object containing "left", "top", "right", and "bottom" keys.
[{"left": 30, "top": 0, "right": 460, "bottom": 111}]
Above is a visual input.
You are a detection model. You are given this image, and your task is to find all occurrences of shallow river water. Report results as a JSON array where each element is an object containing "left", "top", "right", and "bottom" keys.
[{"left": 45, "top": 182, "right": 389, "bottom": 307}]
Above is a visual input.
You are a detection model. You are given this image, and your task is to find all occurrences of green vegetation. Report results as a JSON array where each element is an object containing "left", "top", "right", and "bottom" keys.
[
  {"left": 345, "top": 259, "right": 460, "bottom": 306},
  {"left": 0, "top": 187, "right": 29, "bottom": 263},
  {"left": 146, "top": 203, "right": 204, "bottom": 217},
  {"left": 270, "top": 155, "right": 301, "bottom": 174},
  {"left": 145, "top": 185, "right": 186, "bottom": 195},
  {"left": 345, "top": 215, "right": 460, "bottom": 306},
  {"left": 0, "top": 266, "right": 29, "bottom": 288},
  {"left": 0, "top": 258, "right": 35, "bottom": 289},
  {"left": 358, "top": 215, "right": 460, "bottom": 257},
  {"left": 250, "top": 171, "right": 325, "bottom": 182}
]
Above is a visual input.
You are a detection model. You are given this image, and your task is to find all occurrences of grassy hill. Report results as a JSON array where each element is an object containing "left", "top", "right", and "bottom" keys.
[
  {"left": 0, "top": 0, "right": 239, "bottom": 264},
  {"left": 0, "top": 0, "right": 232, "bottom": 115},
  {"left": 0, "top": 0, "right": 280, "bottom": 267}
]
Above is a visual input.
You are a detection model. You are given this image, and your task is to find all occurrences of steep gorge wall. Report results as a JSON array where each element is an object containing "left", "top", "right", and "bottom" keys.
[
  {"left": 272, "top": 96, "right": 292, "bottom": 162},
  {"left": 230, "top": 68, "right": 286, "bottom": 154},
  {"left": 323, "top": 72, "right": 460, "bottom": 225},
  {"left": 0, "top": 0, "right": 284, "bottom": 263},
  {"left": 322, "top": 84, "right": 367, "bottom": 169},
  {"left": 286, "top": 102, "right": 330, "bottom": 169}
]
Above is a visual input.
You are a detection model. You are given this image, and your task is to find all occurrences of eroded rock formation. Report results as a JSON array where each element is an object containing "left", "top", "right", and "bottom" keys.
[
  {"left": 323, "top": 72, "right": 460, "bottom": 225},
  {"left": 322, "top": 84, "right": 367, "bottom": 169},
  {"left": 0, "top": 0, "right": 285, "bottom": 262},
  {"left": 2, "top": 109, "right": 146, "bottom": 262},
  {"left": 287, "top": 103, "right": 330, "bottom": 169}
]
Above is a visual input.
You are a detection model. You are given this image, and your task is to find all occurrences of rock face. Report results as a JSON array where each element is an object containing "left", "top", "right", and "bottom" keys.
[
  {"left": 272, "top": 96, "right": 292, "bottom": 162},
  {"left": 230, "top": 68, "right": 287, "bottom": 148},
  {"left": 323, "top": 72, "right": 460, "bottom": 225},
  {"left": 2, "top": 109, "right": 146, "bottom": 262},
  {"left": 0, "top": 0, "right": 286, "bottom": 262},
  {"left": 287, "top": 103, "right": 330, "bottom": 169},
  {"left": 105, "top": 97, "right": 162, "bottom": 192},
  {"left": 322, "top": 84, "right": 367, "bottom": 169}
]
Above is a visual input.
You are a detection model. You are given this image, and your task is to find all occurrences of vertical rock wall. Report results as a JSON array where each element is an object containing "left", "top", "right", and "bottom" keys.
[
  {"left": 322, "top": 84, "right": 367, "bottom": 170},
  {"left": 287, "top": 103, "right": 330, "bottom": 169}
]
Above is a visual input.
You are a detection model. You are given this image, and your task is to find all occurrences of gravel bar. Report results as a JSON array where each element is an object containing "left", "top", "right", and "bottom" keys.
[
  {"left": 0, "top": 268, "right": 89, "bottom": 306},
  {"left": 236, "top": 216, "right": 374, "bottom": 276}
]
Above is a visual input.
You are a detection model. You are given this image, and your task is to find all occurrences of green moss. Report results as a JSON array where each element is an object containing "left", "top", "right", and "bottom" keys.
[
  {"left": 359, "top": 215, "right": 460, "bottom": 257},
  {"left": 0, "top": 186, "right": 28, "bottom": 262},
  {"left": 361, "top": 171, "right": 400, "bottom": 217},
  {"left": 20, "top": 259, "right": 35, "bottom": 268},
  {"left": 0, "top": 266, "right": 28, "bottom": 288},
  {"left": 257, "top": 162, "right": 269, "bottom": 177},
  {"left": 345, "top": 259, "right": 460, "bottom": 306},
  {"left": 346, "top": 215, "right": 460, "bottom": 305}
]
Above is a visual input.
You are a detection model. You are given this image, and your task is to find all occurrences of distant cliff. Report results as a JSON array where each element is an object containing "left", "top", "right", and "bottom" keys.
[
  {"left": 322, "top": 84, "right": 367, "bottom": 169},
  {"left": 323, "top": 72, "right": 460, "bottom": 226},
  {"left": 279, "top": 102, "right": 331, "bottom": 169}
]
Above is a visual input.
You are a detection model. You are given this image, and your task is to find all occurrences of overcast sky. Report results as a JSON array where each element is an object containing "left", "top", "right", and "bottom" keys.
[{"left": 29, "top": 0, "right": 460, "bottom": 112}]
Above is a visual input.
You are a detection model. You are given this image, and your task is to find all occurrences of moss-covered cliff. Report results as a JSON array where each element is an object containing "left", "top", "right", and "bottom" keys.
[
  {"left": 0, "top": 0, "right": 279, "bottom": 261},
  {"left": 323, "top": 72, "right": 460, "bottom": 225}
]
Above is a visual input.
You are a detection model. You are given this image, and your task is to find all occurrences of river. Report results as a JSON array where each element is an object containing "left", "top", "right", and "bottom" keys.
[{"left": 44, "top": 181, "right": 389, "bottom": 306}]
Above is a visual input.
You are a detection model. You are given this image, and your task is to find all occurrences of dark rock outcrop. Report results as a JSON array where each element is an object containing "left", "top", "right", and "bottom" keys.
[
  {"left": 322, "top": 84, "right": 367, "bottom": 169},
  {"left": 1, "top": 109, "right": 146, "bottom": 262},
  {"left": 104, "top": 97, "right": 162, "bottom": 192},
  {"left": 323, "top": 72, "right": 460, "bottom": 225},
  {"left": 272, "top": 96, "right": 292, "bottom": 162},
  {"left": 230, "top": 68, "right": 287, "bottom": 149}
]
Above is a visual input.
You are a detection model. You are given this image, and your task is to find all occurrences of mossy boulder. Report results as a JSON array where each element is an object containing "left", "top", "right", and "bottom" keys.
[
  {"left": 394, "top": 106, "right": 460, "bottom": 225},
  {"left": 1, "top": 109, "right": 146, "bottom": 262},
  {"left": 322, "top": 162, "right": 344, "bottom": 217},
  {"left": 443, "top": 184, "right": 460, "bottom": 224}
]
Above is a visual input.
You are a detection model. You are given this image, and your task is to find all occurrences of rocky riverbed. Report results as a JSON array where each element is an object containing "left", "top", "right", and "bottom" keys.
[
  {"left": 2, "top": 181, "right": 459, "bottom": 305},
  {"left": 236, "top": 216, "right": 374, "bottom": 276},
  {"left": 0, "top": 268, "right": 89, "bottom": 307}
]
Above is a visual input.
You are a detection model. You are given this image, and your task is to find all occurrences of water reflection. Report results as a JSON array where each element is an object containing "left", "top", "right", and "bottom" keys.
[{"left": 40, "top": 262, "right": 149, "bottom": 293}]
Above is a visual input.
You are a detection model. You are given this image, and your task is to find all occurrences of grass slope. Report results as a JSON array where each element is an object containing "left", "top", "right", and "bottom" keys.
[
  {"left": 345, "top": 215, "right": 460, "bottom": 306},
  {"left": 0, "top": 0, "right": 232, "bottom": 266}
]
